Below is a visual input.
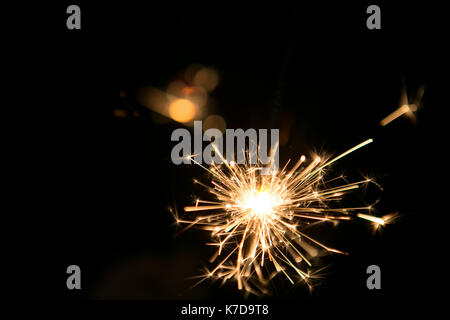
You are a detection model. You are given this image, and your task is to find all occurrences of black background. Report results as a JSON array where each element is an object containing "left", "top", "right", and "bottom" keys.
[{"left": 36, "top": 0, "right": 443, "bottom": 315}]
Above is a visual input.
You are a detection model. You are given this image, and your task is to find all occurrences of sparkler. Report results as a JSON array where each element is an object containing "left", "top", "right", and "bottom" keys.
[{"left": 174, "top": 138, "right": 389, "bottom": 295}]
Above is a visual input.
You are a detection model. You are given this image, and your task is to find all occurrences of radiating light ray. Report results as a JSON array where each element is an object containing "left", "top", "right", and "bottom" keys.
[{"left": 175, "top": 139, "right": 387, "bottom": 295}]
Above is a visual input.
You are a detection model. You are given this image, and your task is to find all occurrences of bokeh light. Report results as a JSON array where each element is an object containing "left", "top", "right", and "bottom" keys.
[
  {"left": 168, "top": 98, "right": 196, "bottom": 123},
  {"left": 193, "top": 67, "right": 219, "bottom": 92},
  {"left": 203, "top": 114, "right": 226, "bottom": 134}
]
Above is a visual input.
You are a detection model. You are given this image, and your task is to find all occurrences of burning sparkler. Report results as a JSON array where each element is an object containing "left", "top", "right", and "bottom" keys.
[{"left": 173, "top": 138, "right": 389, "bottom": 295}]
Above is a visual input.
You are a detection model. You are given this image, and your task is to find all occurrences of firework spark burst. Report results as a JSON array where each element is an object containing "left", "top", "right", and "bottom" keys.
[{"left": 173, "top": 138, "right": 388, "bottom": 295}]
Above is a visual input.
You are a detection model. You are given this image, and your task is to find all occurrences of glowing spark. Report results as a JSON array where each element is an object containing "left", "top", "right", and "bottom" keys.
[
  {"left": 357, "top": 213, "right": 385, "bottom": 225},
  {"left": 177, "top": 139, "right": 380, "bottom": 295},
  {"left": 358, "top": 212, "right": 398, "bottom": 233},
  {"left": 380, "top": 104, "right": 416, "bottom": 126},
  {"left": 380, "top": 82, "right": 425, "bottom": 126}
]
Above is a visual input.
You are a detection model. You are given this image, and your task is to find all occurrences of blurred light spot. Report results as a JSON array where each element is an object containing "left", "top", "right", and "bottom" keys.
[
  {"left": 188, "top": 86, "right": 207, "bottom": 111},
  {"left": 137, "top": 86, "right": 169, "bottom": 116},
  {"left": 203, "top": 114, "right": 226, "bottom": 133},
  {"left": 113, "top": 108, "right": 128, "bottom": 118},
  {"left": 169, "top": 99, "right": 196, "bottom": 123},
  {"left": 167, "top": 80, "right": 207, "bottom": 111},
  {"left": 167, "top": 80, "right": 186, "bottom": 97},
  {"left": 119, "top": 91, "right": 126, "bottom": 98},
  {"left": 193, "top": 67, "right": 219, "bottom": 92},
  {"left": 182, "top": 85, "right": 197, "bottom": 95},
  {"left": 409, "top": 104, "right": 417, "bottom": 112},
  {"left": 185, "top": 63, "right": 203, "bottom": 84}
]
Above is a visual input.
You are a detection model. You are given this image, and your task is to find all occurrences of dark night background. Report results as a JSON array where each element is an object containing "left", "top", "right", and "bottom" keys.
[{"left": 36, "top": 0, "right": 444, "bottom": 315}]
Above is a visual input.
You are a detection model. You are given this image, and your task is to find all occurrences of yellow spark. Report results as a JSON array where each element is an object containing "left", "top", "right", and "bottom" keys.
[
  {"left": 380, "top": 104, "right": 414, "bottom": 126},
  {"left": 357, "top": 213, "right": 385, "bottom": 225},
  {"left": 380, "top": 83, "right": 425, "bottom": 126},
  {"left": 177, "top": 139, "right": 384, "bottom": 295},
  {"left": 358, "top": 212, "right": 399, "bottom": 233}
]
